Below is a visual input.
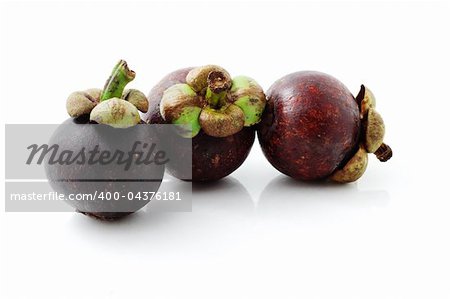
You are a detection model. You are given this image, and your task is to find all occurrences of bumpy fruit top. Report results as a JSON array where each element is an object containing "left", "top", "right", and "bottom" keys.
[{"left": 159, "top": 65, "right": 266, "bottom": 138}]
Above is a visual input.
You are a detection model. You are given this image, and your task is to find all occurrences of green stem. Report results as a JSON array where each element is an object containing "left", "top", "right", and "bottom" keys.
[
  {"left": 100, "top": 60, "right": 136, "bottom": 101},
  {"left": 205, "top": 70, "right": 230, "bottom": 109},
  {"left": 206, "top": 88, "right": 227, "bottom": 109}
]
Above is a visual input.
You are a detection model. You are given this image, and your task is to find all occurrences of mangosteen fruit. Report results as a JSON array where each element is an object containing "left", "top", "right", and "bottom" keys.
[
  {"left": 45, "top": 60, "right": 164, "bottom": 220},
  {"left": 257, "top": 71, "right": 392, "bottom": 182},
  {"left": 143, "top": 65, "right": 266, "bottom": 182}
]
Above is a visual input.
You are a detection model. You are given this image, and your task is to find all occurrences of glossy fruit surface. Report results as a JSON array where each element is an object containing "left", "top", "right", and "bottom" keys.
[{"left": 258, "top": 71, "right": 361, "bottom": 181}]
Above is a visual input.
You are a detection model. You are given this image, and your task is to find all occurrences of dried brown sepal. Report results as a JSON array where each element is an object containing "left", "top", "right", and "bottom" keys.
[
  {"left": 199, "top": 104, "right": 245, "bottom": 137},
  {"left": 160, "top": 84, "right": 203, "bottom": 123},
  {"left": 355, "top": 84, "right": 366, "bottom": 107},
  {"left": 357, "top": 85, "right": 393, "bottom": 162},
  {"left": 66, "top": 88, "right": 101, "bottom": 117},
  {"left": 186, "top": 65, "right": 232, "bottom": 94},
  {"left": 364, "top": 108, "right": 385, "bottom": 153},
  {"left": 330, "top": 145, "right": 368, "bottom": 183},
  {"left": 84, "top": 88, "right": 102, "bottom": 102},
  {"left": 90, "top": 98, "right": 141, "bottom": 128},
  {"left": 360, "top": 85, "right": 377, "bottom": 119},
  {"left": 122, "top": 89, "right": 149, "bottom": 112}
]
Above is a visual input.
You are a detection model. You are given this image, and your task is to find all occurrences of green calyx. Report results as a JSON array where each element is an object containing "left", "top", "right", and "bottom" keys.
[
  {"left": 234, "top": 96, "right": 261, "bottom": 126},
  {"left": 230, "top": 75, "right": 251, "bottom": 90},
  {"left": 160, "top": 66, "right": 266, "bottom": 138},
  {"left": 230, "top": 76, "right": 266, "bottom": 126},
  {"left": 65, "top": 60, "right": 148, "bottom": 128},
  {"left": 173, "top": 106, "right": 202, "bottom": 138},
  {"left": 160, "top": 84, "right": 203, "bottom": 138}
]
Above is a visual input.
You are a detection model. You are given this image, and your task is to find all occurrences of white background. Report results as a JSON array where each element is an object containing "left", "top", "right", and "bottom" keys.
[{"left": 1, "top": 1, "right": 450, "bottom": 298}]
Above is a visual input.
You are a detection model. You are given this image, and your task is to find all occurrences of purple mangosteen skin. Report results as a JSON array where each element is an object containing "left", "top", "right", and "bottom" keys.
[
  {"left": 45, "top": 116, "right": 164, "bottom": 220},
  {"left": 143, "top": 68, "right": 255, "bottom": 182},
  {"left": 257, "top": 71, "right": 361, "bottom": 181}
]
